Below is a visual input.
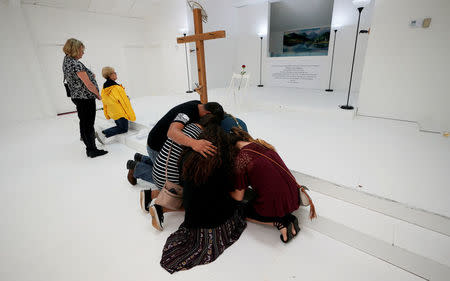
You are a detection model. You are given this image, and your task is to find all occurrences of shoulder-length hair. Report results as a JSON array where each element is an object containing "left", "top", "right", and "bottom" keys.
[{"left": 63, "top": 38, "right": 85, "bottom": 58}]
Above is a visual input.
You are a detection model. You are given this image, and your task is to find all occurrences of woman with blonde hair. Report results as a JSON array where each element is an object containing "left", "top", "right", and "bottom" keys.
[
  {"left": 229, "top": 127, "right": 316, "bottom": 243},
  {"left": 95, "top": 66, "right": 136, "bottom": 144},
  {"left": 62, "top": 38, "right": 107, "bottom": 158}
]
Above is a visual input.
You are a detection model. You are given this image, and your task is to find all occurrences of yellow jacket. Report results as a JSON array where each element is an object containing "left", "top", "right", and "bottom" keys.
[{"left": 101, "top": 84, "right": 136, "bottom": 121}]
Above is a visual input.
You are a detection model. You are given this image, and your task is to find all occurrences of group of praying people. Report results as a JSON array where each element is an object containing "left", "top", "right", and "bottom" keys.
[{"left": 62, "top": 38, "right": 316, "bottom": 274}]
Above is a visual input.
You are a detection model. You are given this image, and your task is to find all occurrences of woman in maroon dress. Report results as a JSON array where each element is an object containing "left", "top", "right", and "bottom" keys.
[{"left": 229, "top": 127, "right": 316, "bottom": 243}]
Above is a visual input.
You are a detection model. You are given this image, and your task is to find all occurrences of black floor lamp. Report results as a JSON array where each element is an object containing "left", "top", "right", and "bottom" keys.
[
  {"left": 183, "top": 33, "right": 194, "bottom": 93},
  {"left": 257, "top": 36, "right": 264, "bottom": 87},
  {"left": 340, "top": 0, "right": 370, "bottom": 110},
  {"left": 325, "top": 29, "right": 338, "bottom": 92}
]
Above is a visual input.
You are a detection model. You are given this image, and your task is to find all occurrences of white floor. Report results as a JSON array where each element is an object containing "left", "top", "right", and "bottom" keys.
[{"left": 0, "top": 116, "right": 425, "bottom": 281}]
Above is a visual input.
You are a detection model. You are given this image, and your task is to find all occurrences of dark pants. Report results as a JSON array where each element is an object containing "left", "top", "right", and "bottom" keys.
[
  {"left": 244, "top": 203, "right": 285, "bottom": 223},
  {"left": 72, "top": 98, "right": 97, "bottom": 152},
  {"left": 102, "top": 117, "right": 128, "bottom": 137},
  {"left": 71, "top": 99, "right": 82, "bottom": 138}
]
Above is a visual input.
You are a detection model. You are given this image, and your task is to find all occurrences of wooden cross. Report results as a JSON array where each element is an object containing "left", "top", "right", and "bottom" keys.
[{"left": 177, "top": 8, "right": 226, "bottom": 104}]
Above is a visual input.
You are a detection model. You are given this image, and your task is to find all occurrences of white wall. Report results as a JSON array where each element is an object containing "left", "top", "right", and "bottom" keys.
[
  {"left": 0, "top": 0, "right": 191, "bottom": 117},
  {"left": 186, "top": 0, "right": 238, "bottom": 90},
  {"left": 10, "top": 0, "right": 448, "bottom": 133},
  {"left": 184, "top": 0, "right": 269, "bottom": 88},
  {"left": 144, "top": 0, "right": 191, "bottom": 95},
  {"left": 358, "top": 0, "right": 450, "bottom": 132},
  {"left": 232, "top": 2, "right": 269, "bottom": 87},
  {"left": 318, "top": 0, "right": 373, "bottom": 92},
  {"left": 21, "top": 4, "right": 149, "bottom": 114},
  {"left": 196, "top": 0, "right": 374, "bottom": 91},
  {"left": 0, "top": 0, "right": 375, "bottom": 122},
  {"left": 0, "top": 2, "right": 55, "bottom": 123}
]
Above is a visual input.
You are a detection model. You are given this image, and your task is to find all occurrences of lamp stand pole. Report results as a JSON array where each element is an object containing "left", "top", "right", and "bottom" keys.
[
  {"left": 257, "top": 36, "right": 264, "bottom": 87},
  {"left": 341, "top": 7, "right": 363, "bottom": 110},
  {"left": 325, "top": 29, "right": 338, "bottom": 92},
  {"left": 184, "top": 33, "right": 193, "bottom": 93}
]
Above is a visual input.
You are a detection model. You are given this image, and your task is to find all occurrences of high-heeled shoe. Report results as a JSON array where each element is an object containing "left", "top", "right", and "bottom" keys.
[
  {"left": 287, "top": 213, "right": 300, "bottom": 237},
  {"left": 273, "top": 219, "right": 293, "bottom": 243}
]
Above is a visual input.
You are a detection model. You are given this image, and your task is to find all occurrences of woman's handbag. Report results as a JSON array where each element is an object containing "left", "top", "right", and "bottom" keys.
[
  {"left": 154, "top": 141, "right": 184, "bottom": 210},
  {"left": 242, "top": 148, "right": 317, "bottom": 220},
  {"left": 63, "top": 77, "right": 71, "bottom": 97}
]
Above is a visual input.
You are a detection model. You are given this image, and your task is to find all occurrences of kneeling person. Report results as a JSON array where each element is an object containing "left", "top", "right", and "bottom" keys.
[
  {"left": 127, "top": 100, "right": 224, "bottom": 185},
  {"left": 96, "top": 66, "right": 136, "bottom": 144},
  {"left": 140, "top": 115, "right": 220, "bottom": 230}
]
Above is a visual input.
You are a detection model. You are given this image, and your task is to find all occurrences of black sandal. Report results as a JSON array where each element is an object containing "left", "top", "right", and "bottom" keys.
[
  {"left": 273, "top": 219, "right": 293, "bottom": 243},
  {"left": 287, "top": 214, "right": 300, "bottom": 237}
]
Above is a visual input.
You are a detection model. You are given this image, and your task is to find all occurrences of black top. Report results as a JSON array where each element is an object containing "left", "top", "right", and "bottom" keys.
[
  {"left": 180, "top": 151, "right": 237, "bottom": 228},
  {"left": 103, "top": 79, "right": 118, "bottom": 89},
  {"left": 147, "top": 100, "right": 201, "bottom": 151}
]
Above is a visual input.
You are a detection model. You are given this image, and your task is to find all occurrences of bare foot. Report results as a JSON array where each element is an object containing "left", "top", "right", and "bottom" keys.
[
  {"left": 291, "top": 224, "right": 297, "bottom": 236},
  {"left": 279, "top": 227, "right": 288, "bottom": 242}
]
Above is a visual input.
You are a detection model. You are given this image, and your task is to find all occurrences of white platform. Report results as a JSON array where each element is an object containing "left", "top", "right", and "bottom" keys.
[
  {"left": 0, "top": 116, "right": 437, "bottom": 281},
  {"left": 124, "top": 87, "right": 450, "bottom": 219},
  {"left": 94, "top": 87, "right": 450, "bottom": 279},
  {"left": 1, "top": 87, "right": 449, "bottom": 281}
]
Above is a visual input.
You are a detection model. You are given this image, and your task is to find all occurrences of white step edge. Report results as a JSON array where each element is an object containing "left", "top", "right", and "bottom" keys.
[
  {"left": 297, "top": 209, "right": 450, "bottom": 281},
  {"left": 293, "top": 172, "right": 450, "bottom": 237}
]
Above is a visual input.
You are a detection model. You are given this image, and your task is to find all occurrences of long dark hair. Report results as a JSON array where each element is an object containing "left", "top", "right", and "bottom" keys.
[{"left": 180, "top": 120, "right": 236, "bottom": 187}]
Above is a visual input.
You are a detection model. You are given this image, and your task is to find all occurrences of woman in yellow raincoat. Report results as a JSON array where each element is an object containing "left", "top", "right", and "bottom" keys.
[{"left": 96, "top": 66, "right": 136, "bottom": 144}]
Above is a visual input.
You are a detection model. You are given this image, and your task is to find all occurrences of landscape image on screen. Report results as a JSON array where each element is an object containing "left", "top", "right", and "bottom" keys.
[{"left": 281, "top": 27, "right": 330, "bottom": 57}]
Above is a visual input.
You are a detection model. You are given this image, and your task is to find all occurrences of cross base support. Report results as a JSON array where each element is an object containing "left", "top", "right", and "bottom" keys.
[{"left": 340, "top": 105, "right": 354, "bottom": 110}]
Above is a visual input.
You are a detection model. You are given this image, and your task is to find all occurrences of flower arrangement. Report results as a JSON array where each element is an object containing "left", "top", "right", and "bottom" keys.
[
  {"left": 238, "top": 65, "right": 246, "bottom": 90},
  {"left": 240, "top": 65, "right": 246, "bottom": 75}
]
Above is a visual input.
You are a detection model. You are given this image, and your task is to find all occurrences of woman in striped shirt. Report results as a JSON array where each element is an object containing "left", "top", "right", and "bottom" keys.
[{"left": 139, "top": 115, "right": 219, "bottom": 231}]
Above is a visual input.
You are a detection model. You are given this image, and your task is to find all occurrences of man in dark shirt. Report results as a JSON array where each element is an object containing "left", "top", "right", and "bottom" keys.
[{"left": 126, "top": 100, "right": 224, "bottom": 185}]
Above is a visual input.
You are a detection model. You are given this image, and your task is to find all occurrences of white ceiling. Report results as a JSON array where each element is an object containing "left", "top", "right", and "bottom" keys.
[
  {"left": 232, "top": 0, "right": 280, "bottom": 8},
  {"left": 20, "top": 0, "right": 162, "bottom": 18}
]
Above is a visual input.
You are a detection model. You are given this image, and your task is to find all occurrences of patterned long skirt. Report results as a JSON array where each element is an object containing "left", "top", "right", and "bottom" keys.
[{"left": 160, "top": 210, "right": 247, "bottom": 273}]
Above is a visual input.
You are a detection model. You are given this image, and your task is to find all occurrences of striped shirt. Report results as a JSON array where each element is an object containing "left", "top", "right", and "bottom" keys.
[{"left": 152, "top": 123, "right": 203, "bottom": 189}]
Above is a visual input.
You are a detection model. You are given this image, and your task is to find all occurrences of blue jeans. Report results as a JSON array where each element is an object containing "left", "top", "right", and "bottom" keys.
[
  {"left": 102, "top": 117, "right": 128, "bottom": 137},
  {"left": 133, "top": 146, "right": 159, "bottom": 183}
]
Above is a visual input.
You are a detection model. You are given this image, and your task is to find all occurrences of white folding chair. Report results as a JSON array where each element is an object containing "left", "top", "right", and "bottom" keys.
[{"left": 227, "top": 73, "right": 250, "bottom": 111}]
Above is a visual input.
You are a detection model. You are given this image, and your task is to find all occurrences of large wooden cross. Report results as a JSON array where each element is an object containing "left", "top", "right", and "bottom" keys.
[{"left": 177, "top": 8, "right": 226, "bottom": 104}]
